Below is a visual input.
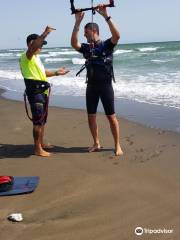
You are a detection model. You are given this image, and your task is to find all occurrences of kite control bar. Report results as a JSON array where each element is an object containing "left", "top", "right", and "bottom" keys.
[{"left": 70, "top": 0, "right": 115, "bottom": 14}]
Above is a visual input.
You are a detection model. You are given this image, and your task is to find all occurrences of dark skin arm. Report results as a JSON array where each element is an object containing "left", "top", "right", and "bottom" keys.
[{"left": 26, "top": 26, "right": 56, "bottom": 60}]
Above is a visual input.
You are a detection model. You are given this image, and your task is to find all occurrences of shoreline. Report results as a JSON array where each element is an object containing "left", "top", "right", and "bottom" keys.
[{"left": 1, "top": 87, "right": 180, "bottom": 134}]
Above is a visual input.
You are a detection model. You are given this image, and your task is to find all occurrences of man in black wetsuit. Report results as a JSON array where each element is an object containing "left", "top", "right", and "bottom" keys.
[{"left": 71, "top": 4, "right": 123, "bottom": 156}]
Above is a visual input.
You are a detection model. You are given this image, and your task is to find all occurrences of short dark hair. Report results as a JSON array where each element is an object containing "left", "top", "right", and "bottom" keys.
[{"left": 84, "top": 22, "right": 99, "bottom": 34}]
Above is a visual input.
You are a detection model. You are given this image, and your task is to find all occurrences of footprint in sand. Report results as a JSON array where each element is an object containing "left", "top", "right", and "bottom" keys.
[
  {"left": 136, "top": 148, "right": 144, "bottom": 153},
  {"left": 125, "top": 136, "right": 134, "bottom": 145},
  {"left": 113, "top": 162, "right": 119, "bottom": 165}
]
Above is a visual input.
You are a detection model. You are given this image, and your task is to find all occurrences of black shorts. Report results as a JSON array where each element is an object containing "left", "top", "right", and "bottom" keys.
[
  {"left": 28, "top": 93, "right": 48, "bottom": 126},
  {"left": 86, "top": 84, "right": 115, "bottom": 115}
]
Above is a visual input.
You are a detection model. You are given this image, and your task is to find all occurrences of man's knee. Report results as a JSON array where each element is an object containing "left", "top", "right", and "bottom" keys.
[
  {"left": 107, "top": 114, "right": 118, "bottom": 124},
  {"left": 88, "top": 114, "right": 96, "bottom": 120},
  {"left": 88, "top": 114, "right": 97, "bottom": 126}
]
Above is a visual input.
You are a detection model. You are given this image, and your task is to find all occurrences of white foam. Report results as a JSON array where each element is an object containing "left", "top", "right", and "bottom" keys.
[
  {"left": 151, "top": 59, "right": 174, "bottom": 63},
  {"left": 175, "top": 51, "right": 180, "bottom": 55},
  {"left": 151, "top": 59, "right": 172, "bottom": 63},
  {"left": 0, "top": 53, "right": 13, "bottom": 57},
  {"left": 72, "top": 58, "right": 85, "bottom": 65},
  {"left": 61, "top": 48, "right": 72, "bottom": 51},
  {"left": 48, "top": 71, "right": 180, "bottom": 109},
  {"left": 113, "top": 73, "right": 180, "bottom": 109},
  {"left": 16, "top": 53, "right": 21, "bottom": 57},
  {"left": 0, "top": 70, "right": 22, "bottom": 80},
  {"left": 48, "top": 51, "right": 80, "bottom": 56},
  {"left": 114, "top": 49, "right": 133, "bottom": 55},
  {"left": 45, "top": 58, "right": 71, "bottom": 62},
  {"left": 8, "top": 49, "right": 23, "bottom": 52},
  {"left": 138, "top": 47, "right": 159, "bottom": 52},
  {"left": 1, "top": 69, "right": 180, "bottom": 109},
  {"left": 49, "top": 76, "right": 86, "bottom": 96},
  {"left": 39, "top": 54, "right": 51, "bottom": 58}
]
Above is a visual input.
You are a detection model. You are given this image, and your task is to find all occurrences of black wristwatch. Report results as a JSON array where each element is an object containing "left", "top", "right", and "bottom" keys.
[{"left": 106, "top": 16, "right": 111, "bottom": 22}]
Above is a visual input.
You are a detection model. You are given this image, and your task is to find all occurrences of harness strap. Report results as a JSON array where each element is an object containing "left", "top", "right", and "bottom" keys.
[
  {"left": 76, "top": 57, "right": 116, "bottom": 83},
  {"left": 76, "top": 64, "right": 86, "bottom": 76},
  {"left": 111, "top": 67, "right": 116, "bottom": 83}
]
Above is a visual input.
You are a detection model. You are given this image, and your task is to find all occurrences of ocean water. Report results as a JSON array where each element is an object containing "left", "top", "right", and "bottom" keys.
[{"left": 0, "top": 41, "right": 180, "bottom": 132}]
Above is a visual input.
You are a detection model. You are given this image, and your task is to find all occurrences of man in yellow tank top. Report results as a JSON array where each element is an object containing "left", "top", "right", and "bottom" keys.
[{"left": 20, "top": 26, "right": 69, "bottom": 157}]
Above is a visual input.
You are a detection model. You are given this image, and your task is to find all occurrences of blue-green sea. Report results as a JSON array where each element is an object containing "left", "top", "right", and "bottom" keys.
[{"left": 0, "top": 41, "right": 180, "bottom": 132}]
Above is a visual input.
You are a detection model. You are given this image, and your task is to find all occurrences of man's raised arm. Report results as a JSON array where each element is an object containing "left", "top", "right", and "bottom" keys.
[
  {"left": 71, "top": 12, "right": 85, "bottom": 50},
  {"left": 26, "top": 26, "right": 56, "bottom": 60},
  {"left": 96, "top": 5, "right": 120, "bottom": 45}
]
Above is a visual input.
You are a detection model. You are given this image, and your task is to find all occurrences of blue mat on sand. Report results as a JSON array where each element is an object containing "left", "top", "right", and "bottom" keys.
[{"left": 0, "top": 176, "right": 39, "bottom": 196}]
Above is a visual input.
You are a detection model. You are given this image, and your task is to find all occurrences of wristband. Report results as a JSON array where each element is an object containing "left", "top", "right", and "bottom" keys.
[
  {"left": 106, "top": 16, "right": 111, "bottom": 22},
  {"left": 74, "top": 25, "right": 80, "bottom": 31},
  {"left": 55, "top": 71, "right": 59, "bottom": 76}
]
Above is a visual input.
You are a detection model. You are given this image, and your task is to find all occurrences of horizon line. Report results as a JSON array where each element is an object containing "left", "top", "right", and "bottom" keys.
[{"left": 0, "top": 40, "right": 180, "bottom": 50}]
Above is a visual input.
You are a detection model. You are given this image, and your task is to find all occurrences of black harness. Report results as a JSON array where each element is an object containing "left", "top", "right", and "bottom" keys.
[
  {"left": 76, "top": 41, "right": 115, "bottom": 84},
  {"left": 24, "top": 79, "right": 51, "bottom": 95}
]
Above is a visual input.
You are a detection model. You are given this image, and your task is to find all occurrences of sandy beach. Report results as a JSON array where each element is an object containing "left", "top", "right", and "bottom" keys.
[{"left": 0, "top": 90, "right": 180, "bottom": 240}]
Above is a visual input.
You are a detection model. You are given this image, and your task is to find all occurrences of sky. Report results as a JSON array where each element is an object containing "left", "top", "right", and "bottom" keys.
[{"left": 0, "top": 0, "right": 180, "bottom": 49}]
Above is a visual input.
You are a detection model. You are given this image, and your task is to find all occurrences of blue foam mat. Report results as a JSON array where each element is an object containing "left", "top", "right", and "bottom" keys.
[{"left": 0, "top": 176, "right": 39, "bottom": 196}]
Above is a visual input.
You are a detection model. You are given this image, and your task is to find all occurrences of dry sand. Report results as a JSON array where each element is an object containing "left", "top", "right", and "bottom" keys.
[{"left": 0, "top": 92, "right": 180, "bottom": 240}]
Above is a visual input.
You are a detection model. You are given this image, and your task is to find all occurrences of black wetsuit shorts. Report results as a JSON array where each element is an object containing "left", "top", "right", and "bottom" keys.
[
  {"left": 27, "top": 93, "right": 48, "bottom": 126},
  {"left": 86, "top": 84, "right": 115, "bottom": 115}
]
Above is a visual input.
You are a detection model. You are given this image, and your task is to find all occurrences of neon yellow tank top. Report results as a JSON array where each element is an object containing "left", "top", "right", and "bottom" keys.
[{"left": 19, "top": 52, "right": 47, "bottom": 81}]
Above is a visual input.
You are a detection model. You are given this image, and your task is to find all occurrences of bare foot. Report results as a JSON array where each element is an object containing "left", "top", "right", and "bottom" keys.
[
  {"left": 42, "top": 143, "right": 54, "bottom": 149},
  {"left": 88, "top": 144, "right": 102, "bottom": 153},
  {"left": 115, "top": 146, "right": 123, "bottom": 156},
  {"left": 35, "top": 149, "right": 51, "bottom": 157}
]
